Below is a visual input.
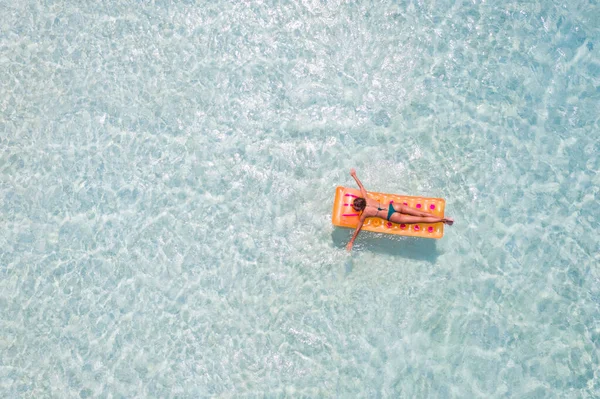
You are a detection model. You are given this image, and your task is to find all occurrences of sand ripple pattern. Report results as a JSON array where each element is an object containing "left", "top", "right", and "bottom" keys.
[{"left": 1, "top": 0, "right": 599, "bottom": 397}]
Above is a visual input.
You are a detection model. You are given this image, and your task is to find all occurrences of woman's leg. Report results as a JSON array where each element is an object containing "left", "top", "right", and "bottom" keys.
[
  {"left": 397, "top": 204, "right": 438, "bottom": 218},
  {"left": 390, "top": 213, "right": 452, "bottom": 225}
]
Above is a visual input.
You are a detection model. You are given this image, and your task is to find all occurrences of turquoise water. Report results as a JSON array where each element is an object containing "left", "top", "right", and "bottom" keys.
[{"left": 1, "top": 0, "right": 599, "bottom": 396}]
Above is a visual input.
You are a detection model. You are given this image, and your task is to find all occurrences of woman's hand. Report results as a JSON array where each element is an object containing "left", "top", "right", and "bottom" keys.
[{"left": 350, "top": 168, "right": 356, "bottom": 176}]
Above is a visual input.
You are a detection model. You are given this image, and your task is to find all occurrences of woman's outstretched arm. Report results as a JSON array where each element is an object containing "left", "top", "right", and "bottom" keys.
[
  {"left": 346, "top": 214, "right": 366, "bottom": 251},
  {"left": 350, "top": 168, "right": 368, "bottom": 198}
]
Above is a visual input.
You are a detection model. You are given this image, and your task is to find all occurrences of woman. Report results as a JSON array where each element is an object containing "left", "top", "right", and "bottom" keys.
[{"left": 346, "top": 168, "right": 453, "bottom": 251}]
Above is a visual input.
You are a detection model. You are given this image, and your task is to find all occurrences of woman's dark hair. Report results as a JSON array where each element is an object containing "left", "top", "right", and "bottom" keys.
[{"left": 352, "top": 197, "right": 366, "bottom": 211}]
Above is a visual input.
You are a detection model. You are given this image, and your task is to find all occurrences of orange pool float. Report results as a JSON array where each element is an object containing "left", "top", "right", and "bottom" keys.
[{"left": 331, "top": 186, "right": 446, "bottom": 239}]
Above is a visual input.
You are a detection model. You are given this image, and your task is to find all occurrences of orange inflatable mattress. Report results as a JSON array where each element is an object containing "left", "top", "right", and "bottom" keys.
[{"left": 331, "top": 186, "right": 446, "bottom": 239}]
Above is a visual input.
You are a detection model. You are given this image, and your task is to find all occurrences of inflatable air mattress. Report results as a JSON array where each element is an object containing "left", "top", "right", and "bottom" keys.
[{"left": 331, "top": 186, "right": 446, "bottom": 239}]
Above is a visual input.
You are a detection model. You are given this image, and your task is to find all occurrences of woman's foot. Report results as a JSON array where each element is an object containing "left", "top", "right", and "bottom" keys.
[{"left": 443, "top": 218, "right": 454, "bottom": 226}]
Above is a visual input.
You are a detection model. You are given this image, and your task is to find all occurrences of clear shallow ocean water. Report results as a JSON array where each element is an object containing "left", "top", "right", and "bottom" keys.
[{"left": 1, "top": 0, "right": 599, "bottom": 397}]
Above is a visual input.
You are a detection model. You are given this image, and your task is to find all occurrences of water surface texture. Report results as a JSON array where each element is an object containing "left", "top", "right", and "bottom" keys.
[{"left": 2, "top": 0, "right": 600, "bottom": 397}]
